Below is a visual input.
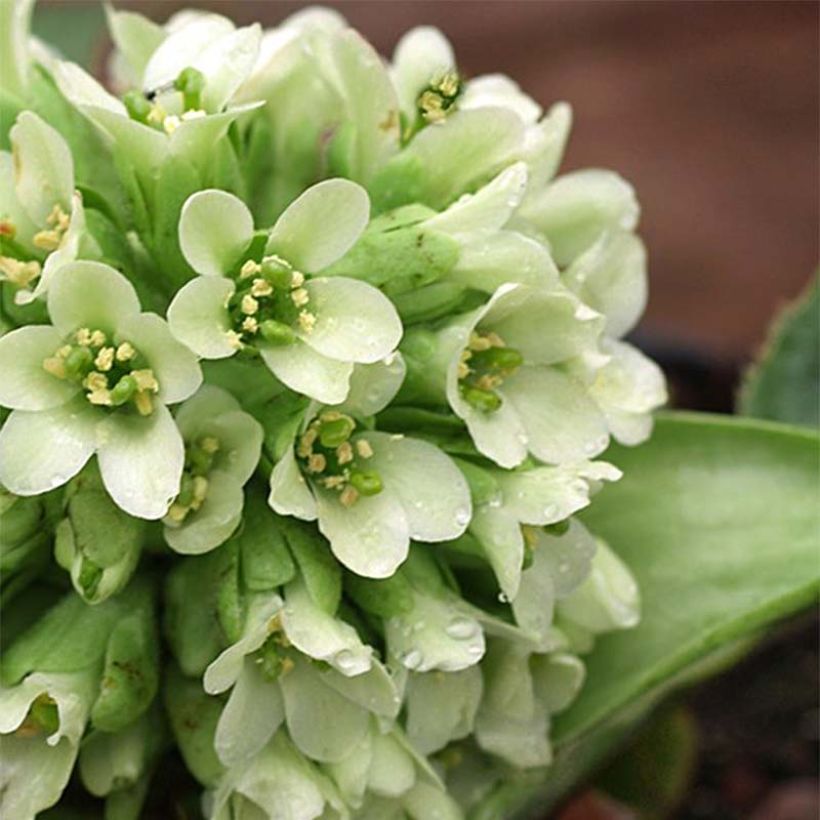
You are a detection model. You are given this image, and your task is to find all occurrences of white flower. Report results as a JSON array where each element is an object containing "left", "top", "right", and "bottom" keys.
[
  {"left": 0, "top": 261, "right": 202, "bottom": 519},
  {"left": 168, "top": 182, "right": 403, "bottom": 405}
]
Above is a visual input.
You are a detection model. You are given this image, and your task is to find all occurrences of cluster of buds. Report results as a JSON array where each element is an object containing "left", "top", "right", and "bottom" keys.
[{"left": 0, "top": 3, "right": 666, "bottom": 819}]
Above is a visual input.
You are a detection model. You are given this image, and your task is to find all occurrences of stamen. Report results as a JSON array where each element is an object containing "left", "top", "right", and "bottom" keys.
[
  {"left": 340, "top": 485, "right": 360, "bottom": 507},
  {"left": 241, "top": 260, "right": 262, "bottom": 279},
  {"left": 251, "top": 278, "right": 272, "bottom": 297},
  {"left": 355, "top": 439, "right": 374, "bottom": 459},
  {"left": 94, "top": 347, "right": 115, "bottom": 372},
  {"left": 298, "top": 310, "right": 316, "bottom": 334},
  {"left": 0, "top": 256, "right": 41, "bottom": 287},
  {"left": 291, "top": 288, "right": 309, "bottom": 307},
  {"left": 116, "top": 342, "right": 136, "bottom": 362},
  {"left": 241, "top": 294, "right": 259, "bottom": 315}
]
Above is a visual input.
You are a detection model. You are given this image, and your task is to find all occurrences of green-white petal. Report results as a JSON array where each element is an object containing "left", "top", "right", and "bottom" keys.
[
  {"left": 519, "top": 169, "right": 639, "bottom": 267},
  {"left": 167, "top": 275, "right": 237, "bottom": 359},
  {"left": 174, "top": 384, "right": 241, "bottom": 439},
  {"left": 260, "top": 340, "right": 353, "bottom": 405},
  {"left": 178, "top": 189, "right": 254, "bottom": 277},
  {"left": 469, "top": 506, "right": 525, "bottom": 600},
  {"left": 268, "top": 447, "right": 318, "bottom": 522},
  {"left": 502, "top": 366, "right": 609, "bottom": 464},
  {"left": 10, "top": 111, "right": 74, "bottom": 226},
  {"left": 96, "top": 403, "right": 184, "bottom": 520},
  {"left": 0, "top": 325, "right": 79, "bottom": 411},
  {"left": 282, "top": 577, "right": 373, "bottom": 675},
  {"left": 405, "top": 667, "right": 483, "bottom": 754},
  {"left": 104, "top": 6, "right": 165, "bottom": 83},
  {"left": 115, "top": 312, "right": 202, "bottom": 405},
  {"left": 47, "top": 261, "right": 141, "bottom": 338},
  {"left": 533, "top": 520, "right": 598, "bottom": 600},
  {"left": 364, "top": 432, "right": 471, "bottom": 543},
  {"left": 461, "top": 74, "right": 542, "bottom": 124},
  {"left": 367, "top": 732, "right": 416, "bottom": 798},
  {"left": 315, "top": 487, "right": 410, "bottom": 579},
  {"left": 300, "top": 277, "right": 403, "bottom": 364},
  {"left": 319, "top": 660, "right": 401, "bottom": 719},
  {"left": 201, "top": 410, "right": 263, "bottom": 484},
  {"left": 456, "top": 396, "right": 529, "bottom": 470},
  {"left": 510, "top": 547, "right": 556, "bottom": 645},
  {"left": 214, "top": 658, "right": 285, "bottom": 767},
  {"left": 0, "top": 400, "right": 97, "bottom": 495},
  {"left": 266, "top": 179, "right": 370, "bottom": 273},
  {"left": 522, "top": 101, "right": 573, "bottom": 188},
  {"left": 163, "top": 468, "right": 244, "bottom": 554},
  {"left": 279, "top": 658, "right": 370, "bottom": 763},
  {"left": 392, "top": 26, "right": 455, "bottom": 120},
  {"left": 530, "top": 652, "right": 585, "bottom": 714},
  {"left": 333, "top": 354, "right": 406, "bottom": 417}
]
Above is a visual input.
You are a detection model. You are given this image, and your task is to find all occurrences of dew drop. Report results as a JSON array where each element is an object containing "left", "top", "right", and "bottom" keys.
[
  {"left": 543, "top": 503, "right": 558, "bottom": 519},
  {"left": 497, "top": 591, "right": 510, "bottom": 604},
  {"left": 445, "top": 616, "right": 478, "bottom": 640},
  {"left": 402, "top": 649, "right": 423, "bottom": 670},
  {"left": 454, "top": 507, "right": 470, "bottom": 526}
]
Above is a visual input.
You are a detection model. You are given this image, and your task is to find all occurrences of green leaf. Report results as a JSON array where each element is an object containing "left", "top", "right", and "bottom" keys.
[
  {"left": 739, "top": 274, "right": 819, "bottom": 427},
  {"left": 471, "top": 412, "right": 819, "bottom": 818},
  {"left": 239, "top": 486, "right": 296, "bottom": 591}
]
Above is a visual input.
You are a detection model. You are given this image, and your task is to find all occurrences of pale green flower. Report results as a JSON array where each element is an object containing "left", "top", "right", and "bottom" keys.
[
  {"left": 269, "top": 411, "right": 471, "bottom": 578},
  {"left": 1, "top": 111, "right": 97, "bottom": 305},
  {"left": 0, "top": 261, "right": 202, "bottom": 519},
  {"left": 163, "top": 385, "right": 263, "bottom": 555},
  {"left": 167, "top": 182, "right": 403, "bottom": 405},
  {"left": 464, "top": 459, "right": 621, "bottom": 602},
  {"left": 401, "top": 282, "right": 608, "bottom": 469},
  {"left": 203, "top": 584, "right": 400, "bottom": 767}
]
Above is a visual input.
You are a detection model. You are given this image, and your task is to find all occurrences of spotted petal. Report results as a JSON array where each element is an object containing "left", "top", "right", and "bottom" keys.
[
  {"left": 178, "top": 189, "right": 254, "bottom": 277},
  {"left": 266, "top": 179, "right": 370, "bottom": 273},
  {"left": 96, "top": 403, "right": 184, "bottom": 520},
  {"left": 0, "top": 325, "right": 79, "bottom": 411}
]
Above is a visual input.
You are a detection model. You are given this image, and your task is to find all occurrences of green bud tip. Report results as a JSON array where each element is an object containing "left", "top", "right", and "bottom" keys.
[{"left": 174, "top": 66, "right": 205, "bottom": 110}]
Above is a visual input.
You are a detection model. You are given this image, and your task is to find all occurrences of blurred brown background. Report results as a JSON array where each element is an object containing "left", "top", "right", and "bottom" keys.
[{"left": 41, "top": 0, "right": 820, "bottom": 376}]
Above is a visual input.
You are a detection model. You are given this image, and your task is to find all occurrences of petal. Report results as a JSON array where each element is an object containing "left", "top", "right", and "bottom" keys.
[
  {"left": 280, "top": 658, "right": 370, "bottom": 763},
  {"left": 200, "top": 411, "right": 263, "bottom": 484},
  {"left": 502, "top": 366, "right": 609, "bottom": 464},
  {"left": 319, "top": 660, "right": 401, "bottom": 719},
  {"left": 195, "top": 24, "right": 262, "bottom": 112},
  {"left": 281, "top": 577, "right": 372, "bottom": 674},
  {"left": 299, "top": 277, "right": 402, "bottom": 364},
  {"left": 315, "top": 488, "right": 409, "bottom": 579},
  {"left": 10, "top": 111, "right": 74, "bottom": 226},
  {"left": 482, "top": 284, "right": 603, "bottom": 365},
  {"left": 391, "top": 26, "right": 455, "bottom": 119},
  {"left": 0, "top": 325, "right": 78, "bottom": 411},
  {"left": 367, "top": 732, "right": 416, "bottom": 798},
  {"left": 214, "top": 658, "right": 284, "bottom": 767},
  {"left": 530, "top": 652, "right": 585, "bottom": 715},
  {"left": 52, "top": 61, "right": 127, "bottom": 115},
  {"left": 268, "top": 447, "right": 318, "bottom": 521},
  {"left": 534, "top": 519, "right": 598, "bottom": 600},
  {"left": 364, "top": 432, "right": 472, "bottom": 542},
  {"left": 333, "top": 354, "right": 406, "bottom": 417},
  {"left": 386, "top": 591, "right": 485, "bottom": 673},
  {"left": 174, "top": 384, "right": 240, "bottom": 439},
  {"left": 424, "top": 162, "right": 529, "bottom": 237},
  {"left": 266, "top": 179, "right": 370, "bottom": 273},
  {"left": 510, "top": 547, "right": 556, "bottom": 644},
  {"left": 519, "top": 169, "right": 640, "bottom": 267},
  {"left": 96, "top": 404, "right": 184, "bottom": 520},
  {"left": 47, "top": 261, "right": 141, "bottom": 337},
  {"left": 523, "top": 101, "right": 573, "bottom": 188},
  {"left": 455, "top": 397, "right": 529, "bottom": 469},
  {"left": 449, "top": 230, "right": 559, "bottom": 294},
  {"left": 116, "top": 312, "right": 202, "bottom": 404},
  {"left": 178, "top": 189, "right": 254, "bottom": 277},
  {"left": 563, "top": 231, "right": 648, "bottom": 338},
  {"left": 260, "top": 339, "right": 353, "bottom": 404},
  {"left": 461, "top": 74, "right": 543, "bottom": 124},
  {"left": 104, "top": 6, "right": 166, "bottom": 82},
  {"left": 0, "top": 400, "right": 96, "bottom": 495},
  {"left": 0, "top": 151, "right": 38, "bottom": 247},
  {"left": 163, "top": 469, "right": 243, "bottom": 555},
  {"left": 166, "top": 275, "right": 237, "bottom": 359},
  {"left": 405, "top": 667, "right": 482, "bottom": 754},
  {"left": 469, "top": 506, "right": 525, "bottom": 600}
]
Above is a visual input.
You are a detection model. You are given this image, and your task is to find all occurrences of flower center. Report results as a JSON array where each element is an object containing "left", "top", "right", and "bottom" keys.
[
  {"left": 42, "top": 328, "right": 159, "bottom": 415},
  {"left": 457, "top": 330, "right": 523, "bottom": 413},
  {"left": 417, "top": 71, "right": 463, "bottom": 125},
  {"left": 166, "top": 435, "right": 221, "bottom": 524},
  {"left": 123, "top": 66, "right": 208, "bottom": 134},
  {"left": 295, "top": 411, "right": 383, "bottom": 508},
  {"left": 32, "top": 203, "right": 71, "bottom": 252},
  {"left": 15, "top": 693, "right": 59, "bottom": 738},
  {"left": 223, "top": 255, "right": 317, "bottom": 353},
  {"left": 255, "top": 613, "right": 295, "bottom": 681}
]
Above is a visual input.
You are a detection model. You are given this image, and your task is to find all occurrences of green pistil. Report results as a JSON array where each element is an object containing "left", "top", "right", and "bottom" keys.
[
  {"left": 42, "top": 330, "right": 158, "bottom": 416},
  {"left": 295, "top": 412, "right": 383, "bottom": 507},
  {"left": 259, "top": 319, "right": 295, "bottom": 346},
  {"left": 124, "top": 66, "right": 206, "bottom": 130},
  {"left": 174, "top": 67, "right": 205, "bottom": 111},
  {"left": 457, "top": 331, "right": 523, "bottom": 414},
  {"left": 123, "top": 90, "right": 153, "bottom": 125}
]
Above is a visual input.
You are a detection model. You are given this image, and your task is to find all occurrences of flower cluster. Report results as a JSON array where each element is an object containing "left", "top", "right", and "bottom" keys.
[{"left": 0, "top": 4, "right": 665, "bottom": 818}]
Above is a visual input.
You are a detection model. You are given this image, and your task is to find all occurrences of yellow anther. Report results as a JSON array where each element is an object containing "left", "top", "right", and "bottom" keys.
[
  {"left": 0, "top": 219, "right": 16, "bottom": 239},
  {"left": 87, "top": 389, "right": 113, "bottom": 407},
  {"left": 336, "top": 441, "right": 353, "bottom": 465},
  {"left": 457, "top": 360, "right": 471, "bottom": 380},
  {"left": 134, "top": 391, "right": 153, "bottom": 416},
  {"left": 181, "top": 109, "right": 206, "bottom": 121},
  {"left": 319, "top": 411, "right": 342, "bottom": 423},
  {"left": 280, "top": 657, "right": 295, "bottom": 676},
  {"left": 146, "top": 105, "right": 165, "bottom": 125},
  {"left": 476, "top": 374, "right": 502, "bottom": 391},
  {"left": 75, "top": 328, "right": 92, "bottom": 346},
  {"left": 340, "top": 485, "right": 360, "bottom": 508},
  {"left": 89, "top": 330, "right": 107, "bottom": 347},
  {"left": 307, "top": 453, "right": 327, "bottom": 474},
  {"left": 33, "top": 229, "right": 61, "bottom": 251},
  {"left": 468, "top": 332, "right": 492, "bottom": 352},
  {"left": 131, "top": 369, "right": 159, "bottom": 393},
  {"left": 419, "top": 90, "right": 446, "bottom": 122},
  {"left": 192, "top": 476, "right": 209, "bottom": 505},
  {"left": 94, "top": 347, "right": 114, "bottom": 372},
  {"left": 84, "top": 371, "right": 108, "bottom": 392},
  {"left": 242, "top": 316, "right": 258, "bottom": 334},
  {"left": 225, "top": 330, "right": 243, "bottom": 349},
  {"left": 321, "top": 475, "right": 346, "bottom": 490},
  {"left": 241, "top": 294, "right": 259, "bottom": 315},
  {"left": 162, "top": 114, "right": 181, "bottom": 134},
  {"left": 296, "top": 427, "right": 318, "bottom": 458},
  {"left": 200, "top": 436, "right": 220, "bottom": 454},
  {"left": 355, "top": 439, "right": 374, "bottom": 459},
  {"left": 46, "top": 204, "right": 70, "bottom": 232},
  {"left": 251, "top": 278, "right": 272, "bottom": 297},
  {"left": 290, "top": 271, "right": 305, "bottom": 288},
  {"left": 115, "top": 342, "right": 135, "bottom": 362},
  {"left": 298, "top": 310, "right": 316, "bottom": 334},
  {"left": 240, "top": 260, "right": 261, "bottom": 279},
  {"left": 291, "top": 288, "right": 309, "bottom": 308},
  {"left": 42, "top": 356, "right": 67, "bottom": 379},
  {"left": 166, "top": 503, "right": 188, "bottom": 523},
  {"left": 267, "top": 612, "right": 284, "bottom": 634},
  {"left": 0, "top": 256, "right": 41, "bottom": 287},
  {"left": 57, "top": 345, "right": 72, "bottom": 358},
  {"left": 485, "top": 332, "right": 505, "bottom": 347},
  {"left": 438, "top": 72, "right": 460, "bottom": 97}
]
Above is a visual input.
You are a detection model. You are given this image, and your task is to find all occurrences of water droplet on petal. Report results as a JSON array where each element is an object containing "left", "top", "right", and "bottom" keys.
[
  {"left": 455, "top": 507, "right": 470, "bottom": 526},
  {"left": 402, "top": 649, "right": 423, "bottom": 670},
  {"left": 445, "top": 616, "right": 478, "bottom": 640}
]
